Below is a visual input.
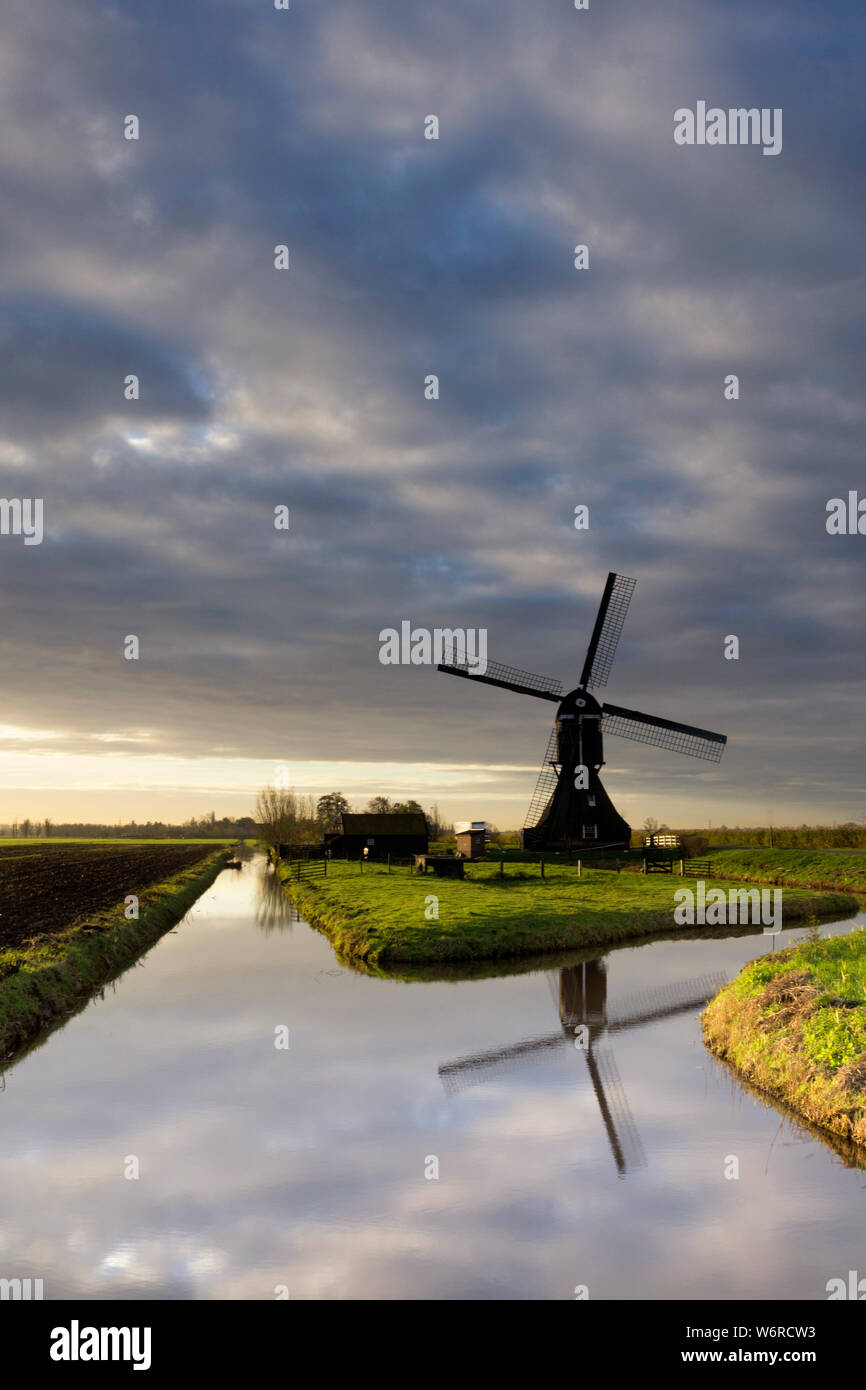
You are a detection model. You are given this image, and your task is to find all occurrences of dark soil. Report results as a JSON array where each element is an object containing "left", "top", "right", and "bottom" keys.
[{"left": 0, "top": 843, "right": 219, "bottom": 948}]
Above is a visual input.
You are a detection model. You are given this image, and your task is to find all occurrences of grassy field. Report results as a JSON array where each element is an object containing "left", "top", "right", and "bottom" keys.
[
  {"left": 276, "top": 858, "right": 856, "bottom": 967},
  {"left": 703, "top": 926, "right": 866, "bottom": 1148},
  {"left": 706, "top": 848, "right": 866, "bottom": 898},
  {"left": 0, "top": 843, "right": 230, "bottom": 1063}
]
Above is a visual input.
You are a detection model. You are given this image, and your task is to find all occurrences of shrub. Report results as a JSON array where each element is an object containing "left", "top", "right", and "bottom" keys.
[{"left": 680, "top": 832, "right": 709, "bottom": 858}]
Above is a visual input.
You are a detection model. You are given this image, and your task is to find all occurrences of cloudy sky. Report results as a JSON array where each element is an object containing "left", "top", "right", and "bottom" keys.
[{"left": 0, "top": 0, "right": 863, "bottom": 828}]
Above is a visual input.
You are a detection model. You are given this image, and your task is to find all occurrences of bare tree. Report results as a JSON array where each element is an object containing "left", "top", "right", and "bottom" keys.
[{"left": 256, "top": 788, "right": 318, "bottom": 849}]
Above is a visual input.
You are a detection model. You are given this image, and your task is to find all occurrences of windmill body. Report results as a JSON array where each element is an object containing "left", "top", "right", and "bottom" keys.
[
  {"left": 526, "top": 686, "right": 631, "bottom": 851},
  {"left": 438, "top": 571, "right": 727, "bottom": 853}
]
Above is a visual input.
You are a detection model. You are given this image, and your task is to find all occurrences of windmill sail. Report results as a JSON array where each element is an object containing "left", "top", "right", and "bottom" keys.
[
  {"left": 578, "top": 572, "right": 637, "bottom": 689},
  {"left": 602, "top": 702, "right": 726, "bottom": 762},
  {"left": 438, "top": 652, "right": 561, "bottom": 703},
  {"left": 523, "top": 724, "right": 560, "bottom": 829},
  {"left": 587, "top": 1044, "right": 646, "bottom": 1174},
  {"left": 606, "top": 973, "right": 728, "bottom": 1032},
  {"left": 438, "top": 1030, "right": 568, "bottom": 1094}
]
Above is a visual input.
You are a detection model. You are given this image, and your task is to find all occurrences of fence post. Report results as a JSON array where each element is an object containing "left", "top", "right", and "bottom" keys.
[
  {"left": 540, "top": 859, "right": 545, "bottom": 878},
  {"left": 324, "top": 857, "right": 328, "bottom": 876},
  {"left": 388, "top": 853, "right": 391, "bottom": 874},
  {"left": 679, "top": 858, "right": 684, "bottom": 876},
  {"left": 500, "top": 858, "right": 504, "bottom": 880},
  {"left": 577, "top": 859, "right": 581, "bottom": 877}
]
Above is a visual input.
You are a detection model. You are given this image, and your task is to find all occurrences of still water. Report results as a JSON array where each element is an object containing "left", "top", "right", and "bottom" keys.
[{"left": 0, "top": 855, "right": 863, "bottom": 1300}]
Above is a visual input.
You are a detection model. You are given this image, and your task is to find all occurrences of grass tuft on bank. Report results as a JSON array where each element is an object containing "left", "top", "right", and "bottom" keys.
[
  {"left": 276, "top": 859, "right": 856, "bottom": 967},
  {"left": 0, "top": 847, "right": 228, "bottom": 1064},
  {"left": 703, "top": 925, "right": 866, "bottom": 1147}
]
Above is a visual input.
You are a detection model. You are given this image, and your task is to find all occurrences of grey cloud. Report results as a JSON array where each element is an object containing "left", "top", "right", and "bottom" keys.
[{"left": 0, "top": 0, "right": 861, "bottom": 819}]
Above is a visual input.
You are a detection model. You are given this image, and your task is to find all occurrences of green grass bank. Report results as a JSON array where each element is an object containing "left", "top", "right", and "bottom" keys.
[
  {"left": 275, "top": 858, "right": 856, "bottom": 968},
  {"left": 703, "top": 926, "right": 866, "bottom": 1149},
  {"left": 706, "top": 848, "right": 866, "bottom": 900},
  {"left": 0, "top": 847, "right": 228, "bottom": 1064}
]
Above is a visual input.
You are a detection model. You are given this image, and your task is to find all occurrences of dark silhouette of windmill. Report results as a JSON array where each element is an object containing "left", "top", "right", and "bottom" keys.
[
  {"left": 438, "top": 572, "right": 727, "bottom": 851},
  {"left": 438, "top": 958, "right": 727, "bottom": 1175}
]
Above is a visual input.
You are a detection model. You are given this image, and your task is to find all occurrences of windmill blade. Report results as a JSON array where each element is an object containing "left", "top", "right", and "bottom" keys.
[
  {"left": 523, "top": 724, "right": 560, "bottom": 829},
  {"left": 438, "top": 1030, "right": 568, "bottom": 1094},
  {"left": 585, "top": 1044, "right": 646, "bottom": 1175},
  {"left": 439, "top": 1032, "right": 647, "bottom": 1173},
  {"left": 602, "top": 702, "right": 727, "bottom": 762},
  {"left": 578, "top": 572, "right": 637, "bottom": 689},
  {"left": 605, "top": 972, "right": 728, "bottom": 1032},
  {"left": 554, "top": 965, "right": 726, "bottom": 1033},
  {"left": 439, "top": 974, "right": 728, "bottom": 1096},
  {"left": 438, "top": 652, "right": 561, "bottom": 704}
]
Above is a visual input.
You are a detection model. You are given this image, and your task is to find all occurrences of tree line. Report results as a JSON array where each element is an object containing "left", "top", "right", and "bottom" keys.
[
  {"left": 254, "top": 788, "right": 451, "bottom": 850},
  {"left": 686, "top": 823, "right": 866, "bottom": 851},
  {"left": 2, "top": 795, "right": 452, "bottom": 845},
  {"left": 0, "top": 814, "right": 259, "bottom": 839}
]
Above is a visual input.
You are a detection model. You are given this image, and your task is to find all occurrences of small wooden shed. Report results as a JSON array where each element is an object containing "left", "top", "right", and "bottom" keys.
[{"left": 455, "top": 821, "right": 487, "bottom": 859}]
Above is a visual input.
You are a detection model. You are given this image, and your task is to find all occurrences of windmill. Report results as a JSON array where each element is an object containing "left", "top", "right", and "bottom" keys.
[
  {"left": 437, "top": 572, "right": 727, "bottom": 851},
  {"left": 438, "top": 958, "right": 727, "bottom": 1175}
]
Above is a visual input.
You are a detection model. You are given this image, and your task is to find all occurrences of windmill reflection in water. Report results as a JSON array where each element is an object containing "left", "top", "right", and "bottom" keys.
[{"left": 438, "top": 958, "right": 727, "bottom": 1175}]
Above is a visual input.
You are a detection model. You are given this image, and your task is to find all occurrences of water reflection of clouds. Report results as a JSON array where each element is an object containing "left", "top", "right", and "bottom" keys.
[{"left": 0, "top": 879, "right": 863, "bottom": 1299}]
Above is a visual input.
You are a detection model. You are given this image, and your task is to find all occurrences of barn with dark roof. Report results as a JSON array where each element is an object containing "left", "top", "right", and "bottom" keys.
[{"left": 324, "top": 812, "right": 428, "bottom": 858}]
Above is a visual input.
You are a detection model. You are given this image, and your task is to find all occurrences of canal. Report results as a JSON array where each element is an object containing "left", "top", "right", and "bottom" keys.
[{"left": 0, "top": 854, "right": 863, "bottom": 1299}]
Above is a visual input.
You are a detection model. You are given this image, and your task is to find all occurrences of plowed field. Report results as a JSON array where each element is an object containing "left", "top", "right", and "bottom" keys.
[{"left": 0, "top": 843, "right": 220, "bottom": 948}]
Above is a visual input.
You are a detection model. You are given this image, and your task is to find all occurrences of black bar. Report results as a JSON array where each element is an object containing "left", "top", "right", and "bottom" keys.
[{"left": 7, "top": 1300, "right": 858, "bottom": 1374}]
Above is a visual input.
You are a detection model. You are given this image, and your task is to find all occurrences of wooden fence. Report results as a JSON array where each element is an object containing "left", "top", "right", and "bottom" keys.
[
  {"left": 287, "top": 858, "right": 327, "bottom": 882},
  {"left": 683, "top": 858, "right": 712, "bottom": 878}
]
